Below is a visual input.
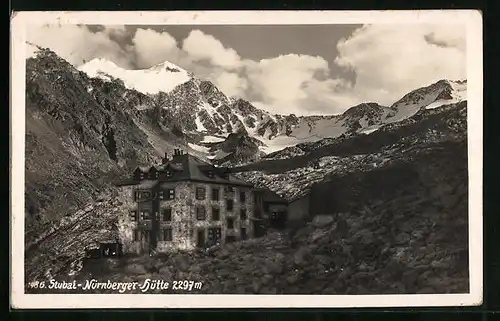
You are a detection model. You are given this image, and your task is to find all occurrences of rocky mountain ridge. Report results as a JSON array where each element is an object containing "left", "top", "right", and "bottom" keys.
[{"left": 76, "top": 54, "right": 467, "bottom": 165}]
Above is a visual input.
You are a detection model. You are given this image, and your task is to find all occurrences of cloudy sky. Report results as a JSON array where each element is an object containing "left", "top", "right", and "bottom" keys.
[{"left": 26, "top": 24, "right": 466, "bottom": 116}]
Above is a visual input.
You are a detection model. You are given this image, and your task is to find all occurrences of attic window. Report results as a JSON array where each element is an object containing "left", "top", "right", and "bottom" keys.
[
  {"left": 165, "top": 170, "right": 172, "bottom": 177},
  {"left": 207, "top": 171, "right": 214, "bottom": 178}
]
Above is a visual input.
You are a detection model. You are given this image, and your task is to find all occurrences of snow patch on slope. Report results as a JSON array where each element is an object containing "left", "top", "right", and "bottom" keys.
[
  {"left": 426, "top": 81, "right": 467, "bottom": 110},
  {"left": 78, "top": 58, "right": 191, "bottom": 95},
  {"left": 188, "top": 143, "right": 210, "bottom": 153},
  {"left": 201, "top": 135, "right": 226, "bottom": 143},
  {"left": 195, "top": 115, "right": 207, "bottom": 132}
]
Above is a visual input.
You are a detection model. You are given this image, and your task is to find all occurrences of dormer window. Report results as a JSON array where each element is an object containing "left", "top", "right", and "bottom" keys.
[{"left": 207, "top": 171, "right": 214, "bottom": 178}]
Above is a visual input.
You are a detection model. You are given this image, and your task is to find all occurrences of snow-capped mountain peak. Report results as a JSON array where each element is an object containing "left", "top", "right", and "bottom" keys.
[
  {"left": 78, "top": 58, "right": 192, "bottom": 95},
  {"left": 386, "top": 79, "right": 467, "bottom": 123}
]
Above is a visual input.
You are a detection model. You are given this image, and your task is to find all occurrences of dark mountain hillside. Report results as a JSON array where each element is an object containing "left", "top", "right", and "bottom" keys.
[{"left": 25, "top": 48, "right": 165, "bottom": 225}]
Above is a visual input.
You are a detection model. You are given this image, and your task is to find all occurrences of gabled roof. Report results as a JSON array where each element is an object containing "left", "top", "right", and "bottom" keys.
[{"left": 117, "top": 152, "right": 252, "bottom": 187}]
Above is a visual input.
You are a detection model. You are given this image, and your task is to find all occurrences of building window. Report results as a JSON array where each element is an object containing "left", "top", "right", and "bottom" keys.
[
  {"left": 196, "top": 206, "right": 206, "bottom": 220},
  {"left": 130, "top": 210, "right": 138, "bottom": 221},
  {"left": 133, "top": 229, "right": 140, "bottom": 241},
  {"left": 135, "top": 191, "right": 152, "bottom": 200},
  {"left": 240, "top": 208, "right": 247, "bottom": 220},
  {"left": 225, "top": 186, "right": 235, "bottom": 194},
  {"left": 254, "top": 209, "right": 262, "bottom": 219},
  {"left": 226, "top": 199, "right": 234, "bottom": 211},
  {"left": 196, "top": 187, "right": 206, "bottom": 200},
  {"left": 240, "top": 228, "right": 247, "bottom": 240},
  {"left": 212, "top": 207, "right": 220, "bottom": 221},
  {"left": 212, "top": 188, "right": 220, "bottom": 201},
  {"left": 162, "top": 208, "right": 172, "bottom": 221},
  {"left": 227, "top": 217, "right": 234, "bottom": 229},
  {"left": 226, "top": 235, "right": 236, "bottom": 243},
  {"left": 165, "top": 170, "right": 172, "bottom": 177},
  {"left": 160, "top": 188, "right": 175, "bottom": 200},
  {"left": 159, "top": 228, "right": 173, "bottom": 242},
  {"left": 240, "top": 191, "right": 246, "bottom": 203},
  {"left": 141, "top": 210, "right": 151, "bottom": 220},
  {"left": 207, "top": 171, "right": 214, "bottom": 178}
]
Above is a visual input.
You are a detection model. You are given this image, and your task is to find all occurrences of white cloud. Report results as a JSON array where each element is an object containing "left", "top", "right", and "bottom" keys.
[
  {"left": 26, "top": 24, "right": 467, "bottom": 116},
  {"left": 213, "top": 71, "right": 248, "bottom": 97},
  {"left": 182, "top": 30, "right": 242, "bottom": 70},
  {"left": 242, "top": 54, "right": 345, "bottom": 115},
  {"left": 334, "top": 24, "right": 466, "bottom": 105},
  {"left": 127, "top": 28, "right": 182, "bottom": 68},
  {"left": 102, "top": 25, "right": 128, "bottom": 39},
  {"left": 26, "top": 24, "right": 132, "bottom": 68}
]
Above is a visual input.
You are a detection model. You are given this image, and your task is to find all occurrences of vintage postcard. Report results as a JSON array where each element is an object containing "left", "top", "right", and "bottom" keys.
[{"left": 10, "top": 10, "right": 483, "bottom": 309}]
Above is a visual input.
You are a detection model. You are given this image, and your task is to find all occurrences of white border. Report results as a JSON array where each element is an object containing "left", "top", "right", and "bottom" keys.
[{"left": 10, "top": 10, "right": 483, "bottom": 309}]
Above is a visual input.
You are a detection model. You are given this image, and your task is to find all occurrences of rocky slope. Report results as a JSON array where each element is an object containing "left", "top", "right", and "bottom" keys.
[
  {"left": 29, "top": 138, "right": 468, "bottom": 294},
  {"left": 231, "top": 100, "right": 467, "bottom": 201}
]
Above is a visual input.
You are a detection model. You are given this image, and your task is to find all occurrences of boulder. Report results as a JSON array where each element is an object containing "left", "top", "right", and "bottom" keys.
[{"left": 312, "top": 215, "right": 334, "bottom": 228}]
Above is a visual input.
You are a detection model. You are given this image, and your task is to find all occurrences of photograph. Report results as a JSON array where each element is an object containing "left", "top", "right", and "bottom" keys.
[{"left": 10, "top": 10, "right": 483, "bottom": 309}]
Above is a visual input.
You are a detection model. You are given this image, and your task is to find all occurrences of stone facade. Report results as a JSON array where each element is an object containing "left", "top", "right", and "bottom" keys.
[{"left": 118, "top": 181, "right": 255, "bottom": 254}]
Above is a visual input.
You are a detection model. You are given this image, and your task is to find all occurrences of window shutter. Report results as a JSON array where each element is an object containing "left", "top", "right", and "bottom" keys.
[
  {"left": 196, "top": 187, "right": 206, "bottom": 200},
  {"left": 212, "top": 188, "right": 220, "bottom": 201},
  {"left": 212, "top": 207, "right": 220, "bottom": 221},
  {"left": 196, "top": 206, "right": 206, "bottom": 220},
  {"left": 162, "top": 208, "right": 172, "bottom": 221}
]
